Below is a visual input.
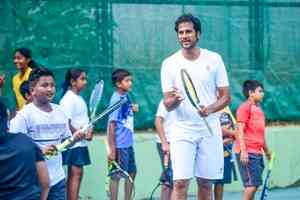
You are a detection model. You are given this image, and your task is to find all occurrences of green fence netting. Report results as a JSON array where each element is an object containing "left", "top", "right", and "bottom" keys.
[{"left": 0, "top": 0, "right": 299, "bottom": 129}]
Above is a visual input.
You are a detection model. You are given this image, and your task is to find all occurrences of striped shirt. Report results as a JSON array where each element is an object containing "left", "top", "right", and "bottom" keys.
[{"left": 9, "top": 103, "right": 72, "bottom": 186}]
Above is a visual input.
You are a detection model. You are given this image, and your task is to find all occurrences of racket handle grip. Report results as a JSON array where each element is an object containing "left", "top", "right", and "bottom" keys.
[{"left": 44, "top": 137, "right": 74, "bottom": 159}]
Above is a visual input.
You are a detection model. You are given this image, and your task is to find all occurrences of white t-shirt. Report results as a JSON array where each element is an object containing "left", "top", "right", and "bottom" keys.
[
  {"left": 9, "top": 103, "right": 72, "bottom": 186},
  {"left": 59, "top": 90, "right": 89, "bottom": 148},
  {"left": 161, "top": 48, "right": 229, "bottom": 137},
  {"left": 155, "top": 100, "right": 173, "bottom": 143}
]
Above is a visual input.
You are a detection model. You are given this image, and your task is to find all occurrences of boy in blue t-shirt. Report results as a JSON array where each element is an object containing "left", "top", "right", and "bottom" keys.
[{"left": 107, "top": 68, "right": 138, "bottom": 200}]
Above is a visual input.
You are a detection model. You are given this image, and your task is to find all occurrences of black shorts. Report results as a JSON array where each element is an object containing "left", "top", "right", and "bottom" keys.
[
  {"left": 62, "top": 146, "right": 91, "bottom": 166},
  {"left": 115, "top": 146, "right": 137, "bottom": 174}
]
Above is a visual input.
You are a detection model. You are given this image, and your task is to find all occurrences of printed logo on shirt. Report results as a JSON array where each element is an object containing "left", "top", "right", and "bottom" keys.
[{"left": 30, "top": 123, "right": 67, "bottom": 141}]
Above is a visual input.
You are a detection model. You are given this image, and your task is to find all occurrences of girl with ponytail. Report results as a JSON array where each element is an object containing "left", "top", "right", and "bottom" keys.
[{"left": 59, "top": 68, "right": 93, "bottom": 200}]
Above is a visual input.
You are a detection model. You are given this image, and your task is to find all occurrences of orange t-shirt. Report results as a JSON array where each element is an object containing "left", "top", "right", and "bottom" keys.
[{"left": 235, "top": 101, "right": 265, "bottom": 154}]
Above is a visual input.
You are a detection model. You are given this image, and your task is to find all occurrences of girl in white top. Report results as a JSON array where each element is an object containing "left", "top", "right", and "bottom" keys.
[{"left": 59, "top": 68, "right": 92, "bottom": 200}]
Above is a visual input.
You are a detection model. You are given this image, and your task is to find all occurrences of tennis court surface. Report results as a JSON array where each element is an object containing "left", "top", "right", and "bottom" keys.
[{"left": 79, "top": 126, "right": 300, "bottom": 199}]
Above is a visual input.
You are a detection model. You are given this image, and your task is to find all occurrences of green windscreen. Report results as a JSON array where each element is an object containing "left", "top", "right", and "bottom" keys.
[{"left": 0, "top": 0, "right": 299, "bottom": 129}]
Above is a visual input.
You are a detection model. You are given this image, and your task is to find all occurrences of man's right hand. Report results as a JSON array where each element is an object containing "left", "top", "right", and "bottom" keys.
[
  {"left": 164, "top": 87, "right": 184, "bottom": 111},
  {"left": 170, "top": 87, "right": 184, "bottom": 102}
]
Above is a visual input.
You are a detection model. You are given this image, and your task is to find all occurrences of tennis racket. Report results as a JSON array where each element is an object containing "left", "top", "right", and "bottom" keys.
[
  {"left": 221, "top": 107, "right": 238, "bottom": 181},
  {"left": 104, "top": 139, "right": 135, "bottom": 200},
  {"left": 225, "top": 106, "right": 236, "bottom": 125},
  {"left": 149, "top": 182, "right": 161, "bottom": 200},
  {"left": 105, "top": 161, "right": 114, "bottom": 199},
  {"left": 45, "top": 98, "right": 127, "bottom": 159},
  {"left": 149, "top": 153, "right": 171, "bottom": 200},
  {"left": 260, "top": 153, "right": 276, "bottom": 200},
  {"left": 106, "top": 161, "right": 135, "bottom": 199},
  {"left": 89, "top": 80, "right": 104, "bottom": 120},
  {"left": 223, "top": 144, "right": 238, "bottom": 181},
  {"left": 180, "top": 69, "right": 213, "bottom": 135}
]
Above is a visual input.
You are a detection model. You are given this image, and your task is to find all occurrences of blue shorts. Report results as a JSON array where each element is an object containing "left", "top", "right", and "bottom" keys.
[
  {"left": 236, "top": 153, "right": 265, "bottom": 187},
  {"left": 156, "top": 143, "right": 173, "bottom": 187},
  {"left": 47, "top": 179, "right": 66, "bottom": 200},
  {"left": 62, "top": 146, "right": 91, "bottom": 166},
  {"left": 214, "top": 144, "right": 233, "bottom": 185},
  {"left": 113, "top": 146, "right": 137, "bottom": 177}
]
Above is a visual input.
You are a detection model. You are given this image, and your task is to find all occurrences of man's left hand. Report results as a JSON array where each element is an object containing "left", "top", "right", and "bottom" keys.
[{"left": 198, "top": 106, "right": 213, "bottom": 117}]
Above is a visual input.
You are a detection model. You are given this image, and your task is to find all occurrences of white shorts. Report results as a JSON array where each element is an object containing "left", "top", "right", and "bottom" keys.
[{"left": 170, "top": 128, "right": 224, "bottom": 180}]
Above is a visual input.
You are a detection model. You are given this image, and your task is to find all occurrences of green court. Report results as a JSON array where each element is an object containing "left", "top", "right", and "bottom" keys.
[{"left": 78, "top": 126, "right": 300, "bottom": 199}]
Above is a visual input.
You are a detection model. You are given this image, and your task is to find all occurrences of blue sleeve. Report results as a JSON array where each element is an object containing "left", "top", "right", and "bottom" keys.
[{"left": 108, "top": 94, "right": 121, "bottom": 122}]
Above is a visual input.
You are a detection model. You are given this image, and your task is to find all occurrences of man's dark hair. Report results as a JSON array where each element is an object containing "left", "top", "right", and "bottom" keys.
[
  {"left": 242, "top": 80, "right": 264, "bottom": 98},
  {"left": 175, "top": 14, "right": 202, "bottom": 34},
  {"left": 20, "top": 80, "right": 30, "bottom": 100},
  {"left": 28, "top": 67, "right": 54, "bottom": 88},
  {"left": 112, "top": 68, "right": 131, "bottom": 86}
]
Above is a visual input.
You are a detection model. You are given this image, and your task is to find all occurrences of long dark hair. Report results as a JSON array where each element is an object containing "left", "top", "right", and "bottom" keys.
[
  {"left": 15, "top": 47, "right": 39, "bottom": 69},
  {"left": 61, "top": 68, "right": 85, "bottom": 97}
]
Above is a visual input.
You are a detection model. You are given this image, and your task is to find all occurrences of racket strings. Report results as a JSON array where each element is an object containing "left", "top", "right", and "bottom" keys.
[
  {"left": 106, "top": 161, "right": 135, "bottom": 200},
  {"left": 89, "top": 80, "right": 104, "bottom": 119},
  {"left": 180, "top": 69, "right": 213, "bottom": 135},
  {"left": 181, "top": 71, "right": 200, "bottom": 107},
  {"left": 184, "top": 76, "right": 199, "bottom": 104}
]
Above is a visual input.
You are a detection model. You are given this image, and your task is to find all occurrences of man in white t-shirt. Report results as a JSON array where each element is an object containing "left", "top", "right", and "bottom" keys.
[{"left": 161, "top": 14, "right": 231, "bottom": 200}]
